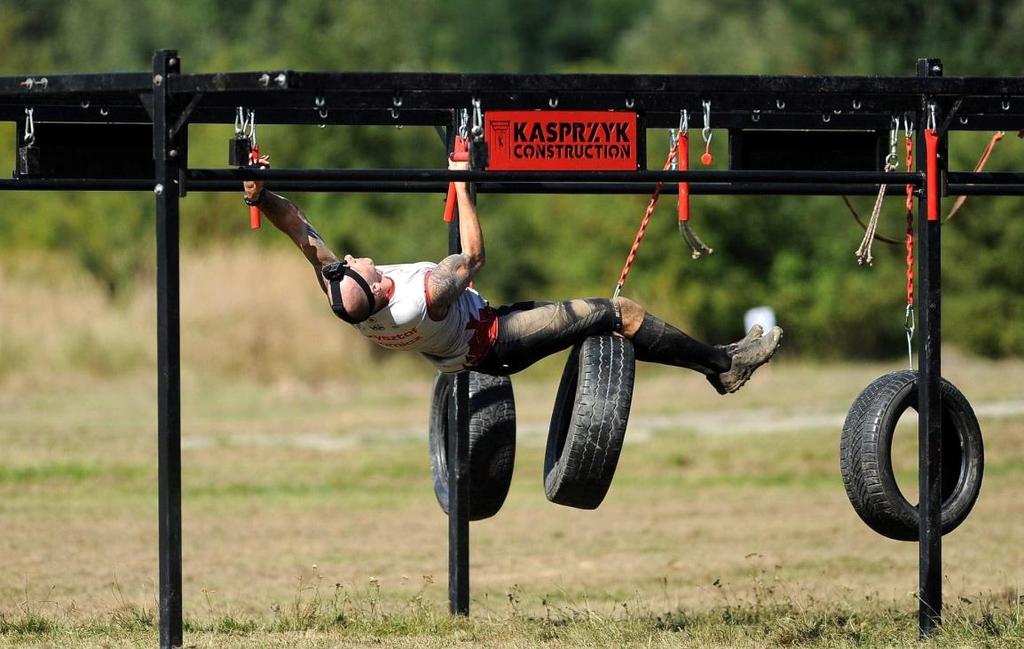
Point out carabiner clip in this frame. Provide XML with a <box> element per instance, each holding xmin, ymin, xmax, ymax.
<box><xmin>700</xmin><ymin>101</ymin><xmax>713</xmax><ymax>165</ymax></box>
<box><xmin>701</xmin><ymin>100</ymin><xmax>712</xmax><ymax>145</ymax></box>
<box><xmin>904</xmin><ymin>304</ymin><xmax>916</xmax><ymax>369</ymax></box>
<box><xmin>471</xmin><ymin>97</ymin><xmax>484</xmax><ymax>139</ymax></box>
<box><xmin>23</xmin><ymin>107</ymin><xmax>35</xmax><ymax>147</ymax></box>
<box><xmin>885</xmin><ymin>116</ymin><xmax>899</xmax><ymax>169</ymax></box>
<box><xmin>246</xmin><ymin>110</ymin><xmax>257</xmax><ymax>147</ymax></box>
<box><xmin>903</xmin><ymin>114</ymin><xmax>915</xmax><ymax>141</ymax></box>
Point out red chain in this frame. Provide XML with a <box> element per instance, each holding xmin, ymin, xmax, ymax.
<box><xmin>616</xmin><ymin>141</ymin><xmax>679</xmax><ymax>292</ymax></box>
<box><xmin>904</xmin><ymin>136</ymin><xmax>914</xmax><ymax>307</ymax></box>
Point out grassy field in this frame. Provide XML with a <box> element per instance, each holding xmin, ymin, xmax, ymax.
<box><xmin>1</xmin><ymin>247</ymin><xmax>1023</xmax><ymax>647</ymax></box>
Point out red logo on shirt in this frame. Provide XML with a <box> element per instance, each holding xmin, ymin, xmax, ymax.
<box><xmin>465</xmin><ymin>307</ymin><xmax>498</xmax><ymax>365</ymax></box>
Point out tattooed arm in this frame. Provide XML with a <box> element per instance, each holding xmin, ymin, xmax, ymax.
<box><xmin>426</xmin><ymin>254</ymin><xmax>476</xmax><ymax>319</ymax></box>
<box><xmin>426</xmin><ymin>165</ymin><xmax>484</xmax><ymax>319</ymax></box>
<box><xmin>244</xmin><ymin>165</ymin><xmax>338</xmax><ymax>294</ymax></box>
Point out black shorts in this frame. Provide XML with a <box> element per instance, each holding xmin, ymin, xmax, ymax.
<box><xmin>471</xmin><ymin>298</ymin><xmax>622</xmax><ymax>376</ymax></box>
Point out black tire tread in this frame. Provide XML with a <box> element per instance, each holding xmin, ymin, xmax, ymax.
<box><xmin>545</xmin><ymin>335</ymin><xmax>635</xmax><ymax>509</ymax></box>
<box><xmin>840</xmin><ymin>370</ymin><xmax>984</xmax><ymax>541</ymax></box>
<box><xmin>429</xmin><ymin>372</ymin><xmax>516</xmax><ymax>521</ymax></box>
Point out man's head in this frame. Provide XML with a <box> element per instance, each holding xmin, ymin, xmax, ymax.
<box><xmin>322</xmin><ymin>255</ymin><xmax>391</xmax><ymax>324</ymax></box>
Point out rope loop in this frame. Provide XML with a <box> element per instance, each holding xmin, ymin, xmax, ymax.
<box><xmin>614</xmin><ymin>139</ymin><xmax>679</xmax><ymax>295</ymax></box>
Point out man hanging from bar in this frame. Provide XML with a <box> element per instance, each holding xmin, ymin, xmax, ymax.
<box><xmin>242</xmin><ymin>155</ymin><xmax>782</xmax><ymax>393</ymax></box>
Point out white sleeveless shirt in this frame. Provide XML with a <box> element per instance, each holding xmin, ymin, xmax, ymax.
<box><xmin>352</xmin><ymin>262</ymin><xmax>497</xmax><ymax>373</ymax></box>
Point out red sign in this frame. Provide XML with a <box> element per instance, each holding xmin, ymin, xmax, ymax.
<box><xmin>485</xmin><ymin>110</ymin><xmax>638</xmax><ymax>171</ymax></box>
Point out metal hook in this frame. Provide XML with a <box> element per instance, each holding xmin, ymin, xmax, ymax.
<box><xmin>234</xmin><ymin>107</ymin><xmax>245</xmax><ymax>134</ymax></box>
<box><xmin>669</xmin><ymin>129</ymin><xmax>679</xmax><ymax>170</ymax></box>
<box><xmin>927</xmin><ymin>102</ymin><xmax>937</xmax><ymax>131</ymax></box>
<box><xmin>314</xmin><ymin>97</ymin><xmax>329</xmax><ymax>125</ymax></box>
<box><xmin>625</xmin><ymin>97</ymin><xmax>635</xmax><ymax>109</ymax></box>
<box><xmin>678</xmin><ymin>109</ymin><xmax>689</xmax><ymax>134</ymax></box>
<box><xmin>458</xmin><ymin>109</ymin><xmax>469</xmax><ymax>139</ymax></box>
<box><xmin>903</xmin><ymin>114</ymin><xmax>914</xmax><ymax>140</ymax></box>
<box><xmin>247</xmin><ymin>110</ymin><xmax>257</xmax><ymax>147</ymax></box>
<box><xmin>904</xmin><ymin>304</ymin><xmax>916</xmax><ymax>369</ymax></box>
<box><xmin>548</xmin><ymin>97</ymin><xmax>558</xmax><ymax>109</ymax></box>
<box><xmin>852</xmin><ymin>99</ymin><xmax>862</xmax><ymax>110</ymax></box>
<box><xmin>471</xmin><ymin>97</ymin><xmax>484</xmax><ymax>138</ymax></box>
<box><xmin>23</xmin><ymin>108</ymin><xmax>35</xmax><ymax>146</ymax></box>
<box><xmin>751</xmin><ymin>109</ymin><xmax>760</xmax><ymax>123</ymax></box>
<box><xmin>701</xmin><ymin>100</ymin><xmax>712</xmax><ymax>144</ymax></box>
<box><xmin>885</xmin><ymin>116</ymin><xmax>899</xmax><ymax>168</ymax></box>
<box><xmin>776</xmin><ymin>99</ymin><xmax>786</xmax><ymax>110</ymax></box>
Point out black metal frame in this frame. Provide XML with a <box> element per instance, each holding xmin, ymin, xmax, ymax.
<box><xmin>3</xmin><ymin>51</ymin><xmax>1022</xmax><ymax>647</ymax></box>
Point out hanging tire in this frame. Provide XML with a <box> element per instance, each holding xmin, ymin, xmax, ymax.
<box><xmin>429</xmin><ymin>371</ymin><xmax>516</xmax><ymax>521</ymax></box>
<box><xmin>544</xmin><ymin>335</ymin><xmax>635</xmax><ymax>509</ymax></box>
<box><xmin>840</xmin><ymin>370</ymin><xmax>984</xmax><ymax>542</ymax></box>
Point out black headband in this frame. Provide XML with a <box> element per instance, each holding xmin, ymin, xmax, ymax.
<box><xmin>322</xmin><ymin>260</ymin><xmax>375</xmax><ymax>324</ymax></box>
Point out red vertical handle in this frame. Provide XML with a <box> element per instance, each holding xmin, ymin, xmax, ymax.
<box><xmin>678</xmin><ymin>131</ymin><xmax>690</xmax><ymax>222</ymax></box>
<box><xmin>925</xmin><ymin>128</ymin><xmax>939</xmax><ymax>221</ymax></box>
<box><xmin>249</xmin><ymin>145</ymin><xmax>262</xmax><ymax>230</ymax></box>
<box><xmin>443</xmin><ymin>136</ymin><xmax>468</xmax><ymax>223</ymax></box>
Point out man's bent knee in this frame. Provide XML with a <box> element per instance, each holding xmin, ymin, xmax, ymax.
<box><xmin>613</xmin><ymin>297</ymin><xmax>646</xmax><ymax>337</ymax></box>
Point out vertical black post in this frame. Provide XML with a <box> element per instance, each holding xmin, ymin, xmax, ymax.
<box><xmin>447</xmin><ymin>366</ymin><xmax>471</xmax><ymax>615</ymax></box>
<box><xmin>446</xmin><ymin>120</ymin><xmax>471</xmax><ymax>616</ymax></box>
<box><xmin>154</xmin><ymin>49</ymin><xmax>184</xmax><ymax>649</ymax></box>
<box><xmin>916</xmin><ymin>57</ymin><xmax>943</xmax><ymax>638</ymax></box>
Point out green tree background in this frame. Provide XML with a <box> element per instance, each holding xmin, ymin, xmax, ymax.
<box><xmin>2</xmin><ymin>0</ymin><xmax>1023</xmax><ymax>357</ymax></box>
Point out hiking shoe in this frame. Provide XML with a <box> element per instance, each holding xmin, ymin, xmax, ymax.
<box><xmin>708</xmin><ymin>325</ymin><xmax>783</xmax><ymax>395</ymax></box>
<box><xmin>706</xmin><ymin>324</ymin><xmax>762</xmax><ymax>393</ymax></box>
<box><xmin>723</xmin><ymin>324</ymin><xmax>763</xmax><ymax>356</ymax></box>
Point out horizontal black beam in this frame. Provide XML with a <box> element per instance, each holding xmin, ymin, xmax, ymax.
<box><xmin>946</xmin><ymin>184</ymin><xmax>1024</xmax><ymax>196</ymax></box>
<box><xmin>0</xmin><ymin>177</ymin><xmax>919</xmax><ymax>196</ymax></box>
<box><xmin>187</xmin><ymin>180</ymin><xmax>905</xmax><ymax>196</ymax></box>
<box><xmin>0</xmin><ymin>107</ymin><xmax>1021</xmax><ymax>133</ymax></box>
<box><xmin>0</xmin><ymin>72</ymin><xmax>152</xmax><ymax>95</ymax></box>
<box><xmin>188</xmin><ymin>168</ymin><xmax>923</xmax><ymax>185</ymax></box>
<box><xmin>9</xmin><ymin>172</ymin><xmax>1024</xmax><ymax>197</ymax></box>
<box><xmin>244</xmin><ymin>71</ymin><xmax>1024</xmax><ymax>97</ymax></box>
<box><xmin>946</xmin><ymin>171</ymin><xmax>1024</xmax><ymax>196</ymax></box>
<box><xmin>1</xmin><ymin>71</ymin><xmax>1024</xmax><ymax>121</ymax></box>
<box><xmin>0</xmin><ymin>179</ymin><xmax>156</xmax><ymax>191</ymax></box>
<box><xmin>948</xmin><ymin>171</ymin><xmax>1024</xmax><ymax>184</ymax></box>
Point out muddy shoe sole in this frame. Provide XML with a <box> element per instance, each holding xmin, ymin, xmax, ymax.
<box><xmin>709</xmin><ymin>326</ymin><xmax>783</xmax><ymax>395</ymax></box>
